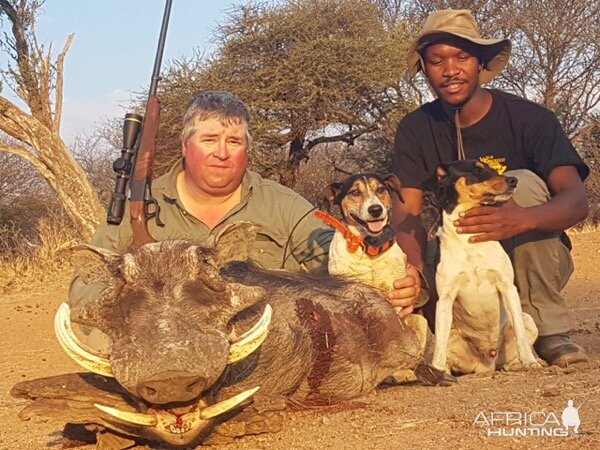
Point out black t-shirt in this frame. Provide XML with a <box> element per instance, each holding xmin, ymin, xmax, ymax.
<box><xmin>393</xmin><ymin>89</ymin><xmax>589</xmax><ymax>189</ymax></box>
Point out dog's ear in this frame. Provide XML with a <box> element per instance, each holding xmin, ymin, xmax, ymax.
<box><xmin>436</xmin><ymin>164</ymin><xmax>448</xmax><ymax>182</ymax></box>
<box><xmin>383</xmin><ymin>174</ymin><xmax>404</xmax><ymax>203</ymax></box>
<box><xmin>422</xmin><ymin>164</ymin><xmax>447</xmax><ymax>193</ymax></box>
<box><xmin>421</xmin><ymin>168</ymin><xmax>443</xmax><ymax>241</ymax></box>
<box><xmin>323</xmin><ymin>182</ymin><xmax>343</xmax><ymax>211</ymax></box>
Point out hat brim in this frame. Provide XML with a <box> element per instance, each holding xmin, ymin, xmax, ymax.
<box><xmin>407</xmin><ymin>32</ymin><xmax>511</xmax><ymax>85</ymax></box>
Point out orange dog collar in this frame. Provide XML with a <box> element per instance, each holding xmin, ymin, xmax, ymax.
<box><xmin>315</xmin><ymin>210</ymin><xmax>395</xmax><ymax>257</ymax></box>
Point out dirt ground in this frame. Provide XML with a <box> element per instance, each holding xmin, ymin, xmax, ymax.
<box><xmin>1</xmin><ymin>231</ymin><xmax>599</xmax><ymax>450</ymax></box>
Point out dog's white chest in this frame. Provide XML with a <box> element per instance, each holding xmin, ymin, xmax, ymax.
<box><xmin>438</xmin><ymin>239</ymin><xmax>515</xmax><ymax>284</ymax></box>
<box><xmin>437</xmin><ymin>228</ymin><xmax>516</xmax><ymax>330</ymax></box>
<box><xmin>328</xmin><ymin>230</ymin><xmax>406</xmax><ymax>291</ymax></box>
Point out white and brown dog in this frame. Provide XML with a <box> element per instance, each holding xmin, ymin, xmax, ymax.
<box><xmin>321</xmin><ymin>174</ymin><xmax>429</xmax><ymax>371</ymax></box>
<box><xmin>322</xmin><ymin>173</ymin><xmax>408</xmax><ymax>294</ymax></box>
<box><xmin>421</xmin><ymin>160</ymin><xmax>541</xmax><ymax>380</ymax></box>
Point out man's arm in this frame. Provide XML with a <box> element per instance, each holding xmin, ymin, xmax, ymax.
<box><xmin>455</xmin><ymin>166</ymin><xmax>588</xmax><ymax>242</ymax></box>
<box><xmin>390</xmin><ymin>188</ymin><xmax>430</xmax><ymax>314</ymax></box>
<box><xmin>392</xmin><ymin>189</ymin><xmax>426</xmax><ymax>271</ymax></box>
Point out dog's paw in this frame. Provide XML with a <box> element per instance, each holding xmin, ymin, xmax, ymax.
<box><xmin>415</xmin><ymin>363</ymin><xmax>457</xmax><ymax>386</ymax></box>
<box><xmin>502</xmin><ymin>359</ymin><xmax>544</xmax><ymax>372</ymax></box>
<box><xmin>522</xmin><ymin>360</ymin><xmax>544</xmax><ymax>370</ymax></box>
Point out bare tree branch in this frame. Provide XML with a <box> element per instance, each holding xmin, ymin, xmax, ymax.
<box><xmin>0</xmin><ymin>141</ymin><xmax>54</xmax><ymax>181</ymax></box>
<box><xmin>53</xmin><ymin>33</ymin><xmax>74</xmax><ymax>135</ymax></box>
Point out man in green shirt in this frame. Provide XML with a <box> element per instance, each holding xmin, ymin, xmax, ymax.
<box><xmin>70</xmin><ymin>91</ymin><xmax>422</xmax><ymax>347</ymax></box>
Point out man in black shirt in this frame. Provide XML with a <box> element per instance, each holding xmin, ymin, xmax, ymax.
<box><xmin>393</xmin><ymin>10</ymin><xmax>590</xmax><ymax>367</ymax></box>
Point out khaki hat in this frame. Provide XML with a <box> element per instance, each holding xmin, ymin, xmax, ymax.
<box><xmin>407</xmin><ymin>10</ymin><xmax>511</xmax><ymax>85</ymax></box>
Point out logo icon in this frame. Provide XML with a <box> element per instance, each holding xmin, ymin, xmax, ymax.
<box><xmin>473</xmin><ymin>399</ymin><xmax>587</xmax><ymax>437</ymax></box>
<box><xmin>479</xmin><ymin>155</ymin><xmax>507</xmax><ymax>174</ymax></box>
<box><xmin>561</xmin><ymin>399</ymin><xmax>583</xmax><ymax>434</ymax></box>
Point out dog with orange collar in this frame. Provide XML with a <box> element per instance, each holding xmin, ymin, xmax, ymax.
<box><xmin>322</xmin><ymin>174</ymin><xmax>408</xmax><ymax>296</ymax></box>
<box><xmin>320</xmin><ymin>174</ymin><xmax>430</xmax><ymax>378</ymax></box>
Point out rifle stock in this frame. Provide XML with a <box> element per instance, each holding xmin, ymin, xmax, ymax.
<box><xmin>126</xmin><ymin>0</ymin><xmax>172</xmax><ymax>248</ymax></box>
<box><xmin>129</xmin><ymin>95</ymin><xmax>161</xmax><ymax>247</ymax></box>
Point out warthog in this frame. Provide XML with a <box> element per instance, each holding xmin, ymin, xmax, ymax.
<box><xmin>12</xmin><ymin>223</ymin><xmax>421</xmax><ymax>448</ymax></box>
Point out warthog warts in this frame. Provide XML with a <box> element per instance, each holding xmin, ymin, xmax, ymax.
<box><xmin>12</xmin><ymin>223</ymin><xmax>421</xmax><ymax>448</ymax></box>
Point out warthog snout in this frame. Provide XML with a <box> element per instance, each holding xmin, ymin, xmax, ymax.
<box><xmin>137</xmin><ymin>371</ymin><xmax>207</xmax><ymax>404</ymax></box>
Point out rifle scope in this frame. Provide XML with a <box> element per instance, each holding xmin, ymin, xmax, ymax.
<box><xmin>106</xmin><ymin>113</ymin><xmax>143</xmax><ymax>225</ymax></box>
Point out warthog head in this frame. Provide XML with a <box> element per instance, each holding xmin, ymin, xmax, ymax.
<box><xmin>54</xmin><ymin>223</ymin><xmax>272</xmax><ymax>444</ymax></box>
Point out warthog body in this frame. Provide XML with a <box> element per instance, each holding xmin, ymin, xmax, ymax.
<box><xmin>12</xmin><ymin>224</ymin><xmax>420</xmax><ymax>447</ymax></box>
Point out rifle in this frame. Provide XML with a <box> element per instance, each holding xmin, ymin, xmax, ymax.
<box><xmin>106</xmin><ymin>0</ymin><xmax>173</xmax><ymax>248</ymax></box>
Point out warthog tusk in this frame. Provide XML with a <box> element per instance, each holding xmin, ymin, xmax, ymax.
<box><xmin>54</xmin><ymin>302</ymin><xmax>114</xmax><ymax>377</ymax></box>
<box><xmin>93</xmin><ymin>386</ymin><xmax>260</xmax><ymax>433</ymax></box>
<box><xmin>228</xmin><ymin>304</ymin><xmax>272</xmax><ymax>364</ymax></box>
<box><xmin>94</xmin><ymin>403</ymin><xmax>158</xmax><ymax>426</ymax></box>
<box><xmin>55</xmin><ymin>298</ymin><xmax>266</xmax><ymax>379</ymax></box>
<box><xmin>200</xmin><ymin>386</ymin><xmax>260</xmax><ymax>419</ymax></box>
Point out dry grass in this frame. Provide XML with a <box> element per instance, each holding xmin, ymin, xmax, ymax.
<box><xmin>569</xmin><ymin>204</ymin><xmax>600</xmax><ymax>234</ymax></box>
<box><xmin>0</xmin><ymin>198</ymin><xmax>597</xmax><ymax>295</ymax></box>
<box><xmin>0</xmin><ymin>214</ymin><xmax>80</xmax><ymax>294</ymax></box>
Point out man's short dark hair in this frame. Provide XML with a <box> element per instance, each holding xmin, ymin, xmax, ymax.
<box><xmin>181</xmin><ymin>91</ymin><xmax>252</xmax><ymax>143</ymax></box>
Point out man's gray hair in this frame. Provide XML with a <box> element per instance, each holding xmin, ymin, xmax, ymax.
<box><xmin>181</xmin><ymin>91</ymin><xmax>252</xmax><ymax>144</ymax></box>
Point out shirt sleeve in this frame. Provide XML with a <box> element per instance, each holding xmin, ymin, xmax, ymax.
<box><xmin>526</xmin><ymin>109</ymin><xmax>590</xmax><ymax>182</ymax></box>
<box><xmin>393</xmin><ymin>118</ymin><xmax>430</xmax><ymax>190</ymax></box>
<box><xmin>287</xmin><ymin>197</ymin><xmax>333</xmax><ymax>272</ymax></box>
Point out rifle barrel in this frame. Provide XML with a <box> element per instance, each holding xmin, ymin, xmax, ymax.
<box><xmin>149</xmin><ymin>0</ymin><xmax>173</xmax><ymax>96</ymax></box>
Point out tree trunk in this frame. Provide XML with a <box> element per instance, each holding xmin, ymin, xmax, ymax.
<box><xmin>0</xmin><ymin>97</ymin><xmax>103</xmax><ymax>240</ymax></box>
<box><xmin>280</xmin><ymin>136</ymin><xmax>306</xmax><ymax>187</ymax></box>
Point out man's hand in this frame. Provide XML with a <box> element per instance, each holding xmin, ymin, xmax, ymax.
<box><xmin>454</xmin><ymin>199</ymin><xmax>532</xmax><ymax>243</ymax></box>
<box><xmin>388</xmin><ymin>264</ymin><xmax>421</xmax><ymax>317</ymax></box>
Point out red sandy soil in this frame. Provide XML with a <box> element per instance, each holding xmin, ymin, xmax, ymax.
<box><xmin>1</xmin><ymin>231</ymin><xmax>599</xmax><ymax>449</ymax></box>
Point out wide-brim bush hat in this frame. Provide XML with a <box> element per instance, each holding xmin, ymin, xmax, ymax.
<box><xmin>407</xmin><ymin>9</ymin><xmax>511</xmax><ymax>85</ymax></box>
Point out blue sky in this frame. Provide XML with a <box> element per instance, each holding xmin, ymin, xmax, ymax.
<box><xmin>3</xmin><ymin>1</ymin><xmax>245</xmax><ymax>143</ymax></box>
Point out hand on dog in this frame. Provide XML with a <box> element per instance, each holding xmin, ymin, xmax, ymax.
<box><xmin>388</xmin><ymin>265</ymin><xmax>420</xmax><ymax>317</ymax></box>
<box><xmin>454</xmin><ymin>199</ymin><xmax>531</xmax><ymax>242</ymax></box>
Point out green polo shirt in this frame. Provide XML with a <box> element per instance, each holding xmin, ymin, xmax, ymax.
<box><xmin>70</xmin><ymin>159</ymin><xmax>333</xmax><ymax>307</ymax></box>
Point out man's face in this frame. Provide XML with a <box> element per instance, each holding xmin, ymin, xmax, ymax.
<box><xmin>182</xmin><ymin>117</ymin><xmax>249</xmax><ymax>197</ymax></box>
<box><xmin>422</xmin><ymin>41</ymin><xmax>481</xmax><ymax>106</ymax></box>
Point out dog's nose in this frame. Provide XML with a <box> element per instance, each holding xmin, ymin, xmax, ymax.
<box><xmin>367</xmin><ymin>204</ymin><xmax>384</xmax><ymax>218</ymax></box>
<box><xmin>506</xmin><ymin>176</ymin><xmax>518</xmax><ymax>187</ymax></box>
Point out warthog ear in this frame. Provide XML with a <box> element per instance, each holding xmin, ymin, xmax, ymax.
<box><xmin>211</xmin><ymin>222</ymin><xmax>260</xmax><ymax>267</ymax></box>
<box><xmin>227</xmin><ymin>282</ymin><xmax>266</xmax><ymax>311</ymax></box>
<box><xmin>69</xmin><ymin>244</ymin><xmax>123</xmax><ymax>284</ymax></box>
<box><xmin>185</xmin><ymin>245</ymin><xmax>227</xmax><ymax>292</ymax></box>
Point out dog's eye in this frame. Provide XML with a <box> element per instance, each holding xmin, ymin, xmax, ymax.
<box><xmin>348</xmin><ymin>189</ymin><xmax>361</xmax><ymax>196</ymax></box>
<box><xmin>376</xmin><ymin>186</ymin><xmax>387</xmax><ymax>194</ymax></box>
